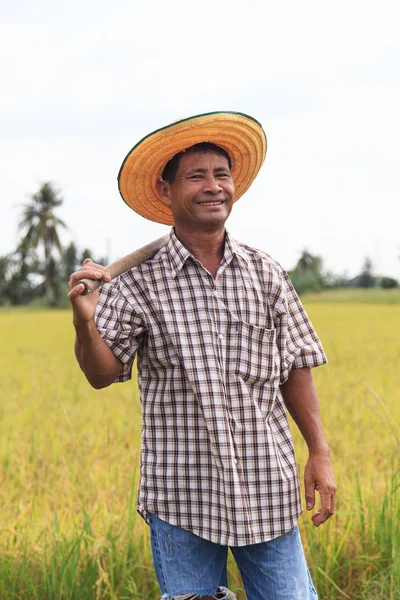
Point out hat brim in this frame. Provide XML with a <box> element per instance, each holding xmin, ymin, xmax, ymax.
<box><xmin>118</xmin><ymin>111</ymin><xmax>267</xmax><ymax>225</ymax></box>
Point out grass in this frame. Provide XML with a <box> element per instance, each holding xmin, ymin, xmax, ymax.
<box><xmin>0</xmin><ymin>302</ymin><xmax>399</xmax><ymax>599</ymax></box>
<box><xmin>300</xmin><ymin>287</ymin><xmax>400</xmax><ymax>304</ymax></box>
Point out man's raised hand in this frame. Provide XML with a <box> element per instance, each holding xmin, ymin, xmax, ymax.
<box><xmin>68</xmin><ymin>259</ymin><xmax>111</xmax><ymax>323</ymax></box>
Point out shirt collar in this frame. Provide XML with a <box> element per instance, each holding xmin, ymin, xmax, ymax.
<box><xmin>166</xmin><ymin>229</ymin><xmax>192</xmax><ymax>278</ymax></box>
<box><xmin>166</xmin><ymin>227</ymin><xmax>250</xmax><ymax>278</ymax></box>
<box><xmin>224</xmin><ymin>230</ymin><xmax>250</xmax><ymax>268</ymax></box>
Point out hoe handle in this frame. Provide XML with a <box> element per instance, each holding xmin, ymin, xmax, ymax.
<box><xmin>78</xmin><ymin>234</ymin><xmax>169</xmax><ymax>295</ymax></box>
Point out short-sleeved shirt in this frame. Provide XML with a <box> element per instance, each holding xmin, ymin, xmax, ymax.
<box><xmin>95</xmin><ymin>229</ymin><xmax>327</xmax><ymax>546</ymax></box>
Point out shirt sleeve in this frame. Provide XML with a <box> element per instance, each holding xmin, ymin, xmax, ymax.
<box><xmin>274</xmin><ymin>269</ymin><xmax>327</xmax><ymax>385</ymax></box>
<box><xmin>94</xmin><ymin>277</ymin><xmax>146</xmax><ymax>382</ymax></box>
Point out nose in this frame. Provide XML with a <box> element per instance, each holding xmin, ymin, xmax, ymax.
<box><xmin>203</xmin><ymin>175</ymin><xmax>222</xmax><ymax>194</ymax></box>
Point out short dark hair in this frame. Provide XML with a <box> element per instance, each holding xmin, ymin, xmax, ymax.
<box><xmin>161</xmin><ymin>142</ymin><xmax>232</xmax><ymax>183</ymax></box>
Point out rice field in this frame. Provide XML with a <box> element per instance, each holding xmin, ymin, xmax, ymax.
<box><xmin>0</xmin><ymin>301</ymin><xmax>399</xmax><ymax>599</ymax></box>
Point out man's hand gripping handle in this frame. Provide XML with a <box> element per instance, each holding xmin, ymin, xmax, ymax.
<box><xmin>77</xmin><ymin>235</ymin><xmax>169</xmax><ymax>295</ymax></box>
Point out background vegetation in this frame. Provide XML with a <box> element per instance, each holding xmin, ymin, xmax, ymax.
<box><xmin>1</xmin><ymin>183</ymin><xmax>106</xmax><ymax>308</ymax></box>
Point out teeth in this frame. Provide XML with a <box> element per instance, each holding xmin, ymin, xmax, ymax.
<box><xmin>200</xmin><ymin>202</ymin><xmax>222</xmax><ymax>206</ymax></box>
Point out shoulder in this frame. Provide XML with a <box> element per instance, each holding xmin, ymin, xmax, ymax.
<box><xmin>233</xmin><ymin>238</ymin><xmax>287</xmax><ymax>279</ymax></box>
<box><xmin>121</xmin><ymin>244</ymin><xmax>169</xmax><ymax>282</ymax></box>
<box><xmin>115</xmin><ymin>244</ymin><xmax>170</xmax><ymax>300</ymax></box>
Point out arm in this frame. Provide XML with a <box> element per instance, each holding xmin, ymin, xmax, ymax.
<box><xmin>68</xmin><ymin>259</ymin><xmax>123</xmax><ymax>389</ymax></box>
<box><xmin>280</xmin><ymin>367</ymin><xmax>336</xmax><ymax>527</ymax></box>
<box><xmin>73</xmin><ymin>318</ymin><xmax>123</xmax><ymax>389</ymax></box>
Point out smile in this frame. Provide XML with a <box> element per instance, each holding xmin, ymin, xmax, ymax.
<box><xmin>198</xmin><ymin>201</ymin><xmax>224</xmax><ymax>206</ymax></box>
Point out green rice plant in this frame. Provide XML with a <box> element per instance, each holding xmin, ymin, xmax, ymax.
<box><xmin>303</xmin><ymin>465</ymin><xmax>400</xmax><ymax>600</ymax></box>
<box><xmin>360</xmin><ymin>463</ymin><xmax>400</xmax><ymax>599</ymax></box>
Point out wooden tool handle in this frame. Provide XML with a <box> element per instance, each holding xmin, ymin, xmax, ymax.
<box><xmin>78</xmin><ymin>234</ymin><xmax>169</xmax><ymax>295</ymax></box>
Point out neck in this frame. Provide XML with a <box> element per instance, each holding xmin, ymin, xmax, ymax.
<box><xmin>174</xmin><ymin>226</ymin><xmax>226</xmax><ymax>277</ymax></box>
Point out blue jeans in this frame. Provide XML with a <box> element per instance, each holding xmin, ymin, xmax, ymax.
<box><xmin>148</xmin><ymin>512</ymin><xmax>318</xmax><ymax>599</ymax></box>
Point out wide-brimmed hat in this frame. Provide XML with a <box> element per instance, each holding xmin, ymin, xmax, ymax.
<box><xmin>118</xmin><ymin>111</ymin><xmax>267</xmax><ymax>225</ymax></box>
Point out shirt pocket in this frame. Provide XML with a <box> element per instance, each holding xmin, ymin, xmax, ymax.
<box><xmin>232</xmin><ymin>321</ymin><xmax>279</xmax><ymax>384</ymax></box>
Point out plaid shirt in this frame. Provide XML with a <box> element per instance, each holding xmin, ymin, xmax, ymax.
<box><xmin>95</xmin><ymin>229</ymin><xmax>327</xmax><ymax>546</ymax></box>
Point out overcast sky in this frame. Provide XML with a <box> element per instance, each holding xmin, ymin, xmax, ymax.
<box><xmin>2</xmin><ymin>0</ymin><xmax>399</xmax><ymax>278</ymax></box>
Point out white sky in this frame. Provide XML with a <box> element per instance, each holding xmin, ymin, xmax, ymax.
<box><xmin>1</xmin><ymin>0</ymin><xmax>400</xmax><ymax>278</ymax></box>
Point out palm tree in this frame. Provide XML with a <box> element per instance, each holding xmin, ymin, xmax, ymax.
<box><xmin>0</xmin><ymin>255</ymin><xmax>11</xmax><ymax>305</ymax></box>
<box><xmin>19</xmin><ymin>182</ymin><xmax>67</xmax><ymax>305</ymax></box>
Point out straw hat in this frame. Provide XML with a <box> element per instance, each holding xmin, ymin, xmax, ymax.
<box><xmin>118</xmin><ymin>111</ymin><xmax>267</xmax><ymax>225</ymax></box>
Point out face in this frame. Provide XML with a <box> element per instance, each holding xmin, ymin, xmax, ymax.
<box><xmin>158</xmin><ymin>151</ymin><xmax>235</xmax><ymax>233</ymax></box>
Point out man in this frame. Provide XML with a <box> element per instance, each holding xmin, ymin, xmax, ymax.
<box><xmin>68</xmin><ymin>112</ymin><xmax>336</xmax><ymax>600</ymax></box>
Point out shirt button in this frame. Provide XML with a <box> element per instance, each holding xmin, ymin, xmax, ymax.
<box><xmin>234</xmin><ymin>458</ymin><xmax>240</xmax><ymax>465</ymax></box>
<box><xmin>218</xmin><ymin>333</ymin><xmax>224</xmax><ymax>340</ymax></box>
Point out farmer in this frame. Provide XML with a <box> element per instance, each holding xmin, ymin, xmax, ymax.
<box><xmin>68</xmin><ymin>112</ymin><xmax>336</xmax><ymax>600</ymax></box>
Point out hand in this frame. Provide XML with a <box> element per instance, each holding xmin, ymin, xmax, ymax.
<box><xmin>304</xmin><ymin>451</ymin><xmax>336</xmax><ymax>527</ymax></box>
<box><xmin>68</xmin><ymin>259</ymin><xmax>111</xmax><ymax>323</ymax></box>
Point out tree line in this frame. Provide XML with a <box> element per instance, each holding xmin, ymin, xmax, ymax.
<box><xmin>1</xmin><ymin>182</ymin><xmax>398</xmax><ymax>307</ymax></box>
<box><xmin>1</xmin><ymin>183</ymin><xmax>106</xmax><ymax>307</ymax></box>
<box><xmin>288</xmin><ymin>252</ymin><xmax>398</xmax><ymax>295</ymax></box>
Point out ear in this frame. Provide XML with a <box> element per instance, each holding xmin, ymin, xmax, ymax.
<box><xmin>157</xmin><ymin>179</ymin><xmax>172</xmax><ymax>208</ymax></box>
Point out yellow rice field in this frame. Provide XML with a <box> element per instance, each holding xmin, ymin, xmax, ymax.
<box><xmin>0</xmin><ymin>304</ymin><xmax>399</xmax><ymax>599</ymax></box>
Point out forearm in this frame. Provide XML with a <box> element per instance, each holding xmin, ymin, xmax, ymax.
<box><xmin>280</xmin><ymin>367</ymin><xmax>329</xmax><ymax>454</ymax></box>
<box><xmin>281</xmin><ymin>367</ymin><xmax>336</xmax><ymax>524</ymax></box>
<box><xmin>74</xmin><ymin>318</ymin><xmax>123</xmax><ymax>389</ymax></box>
